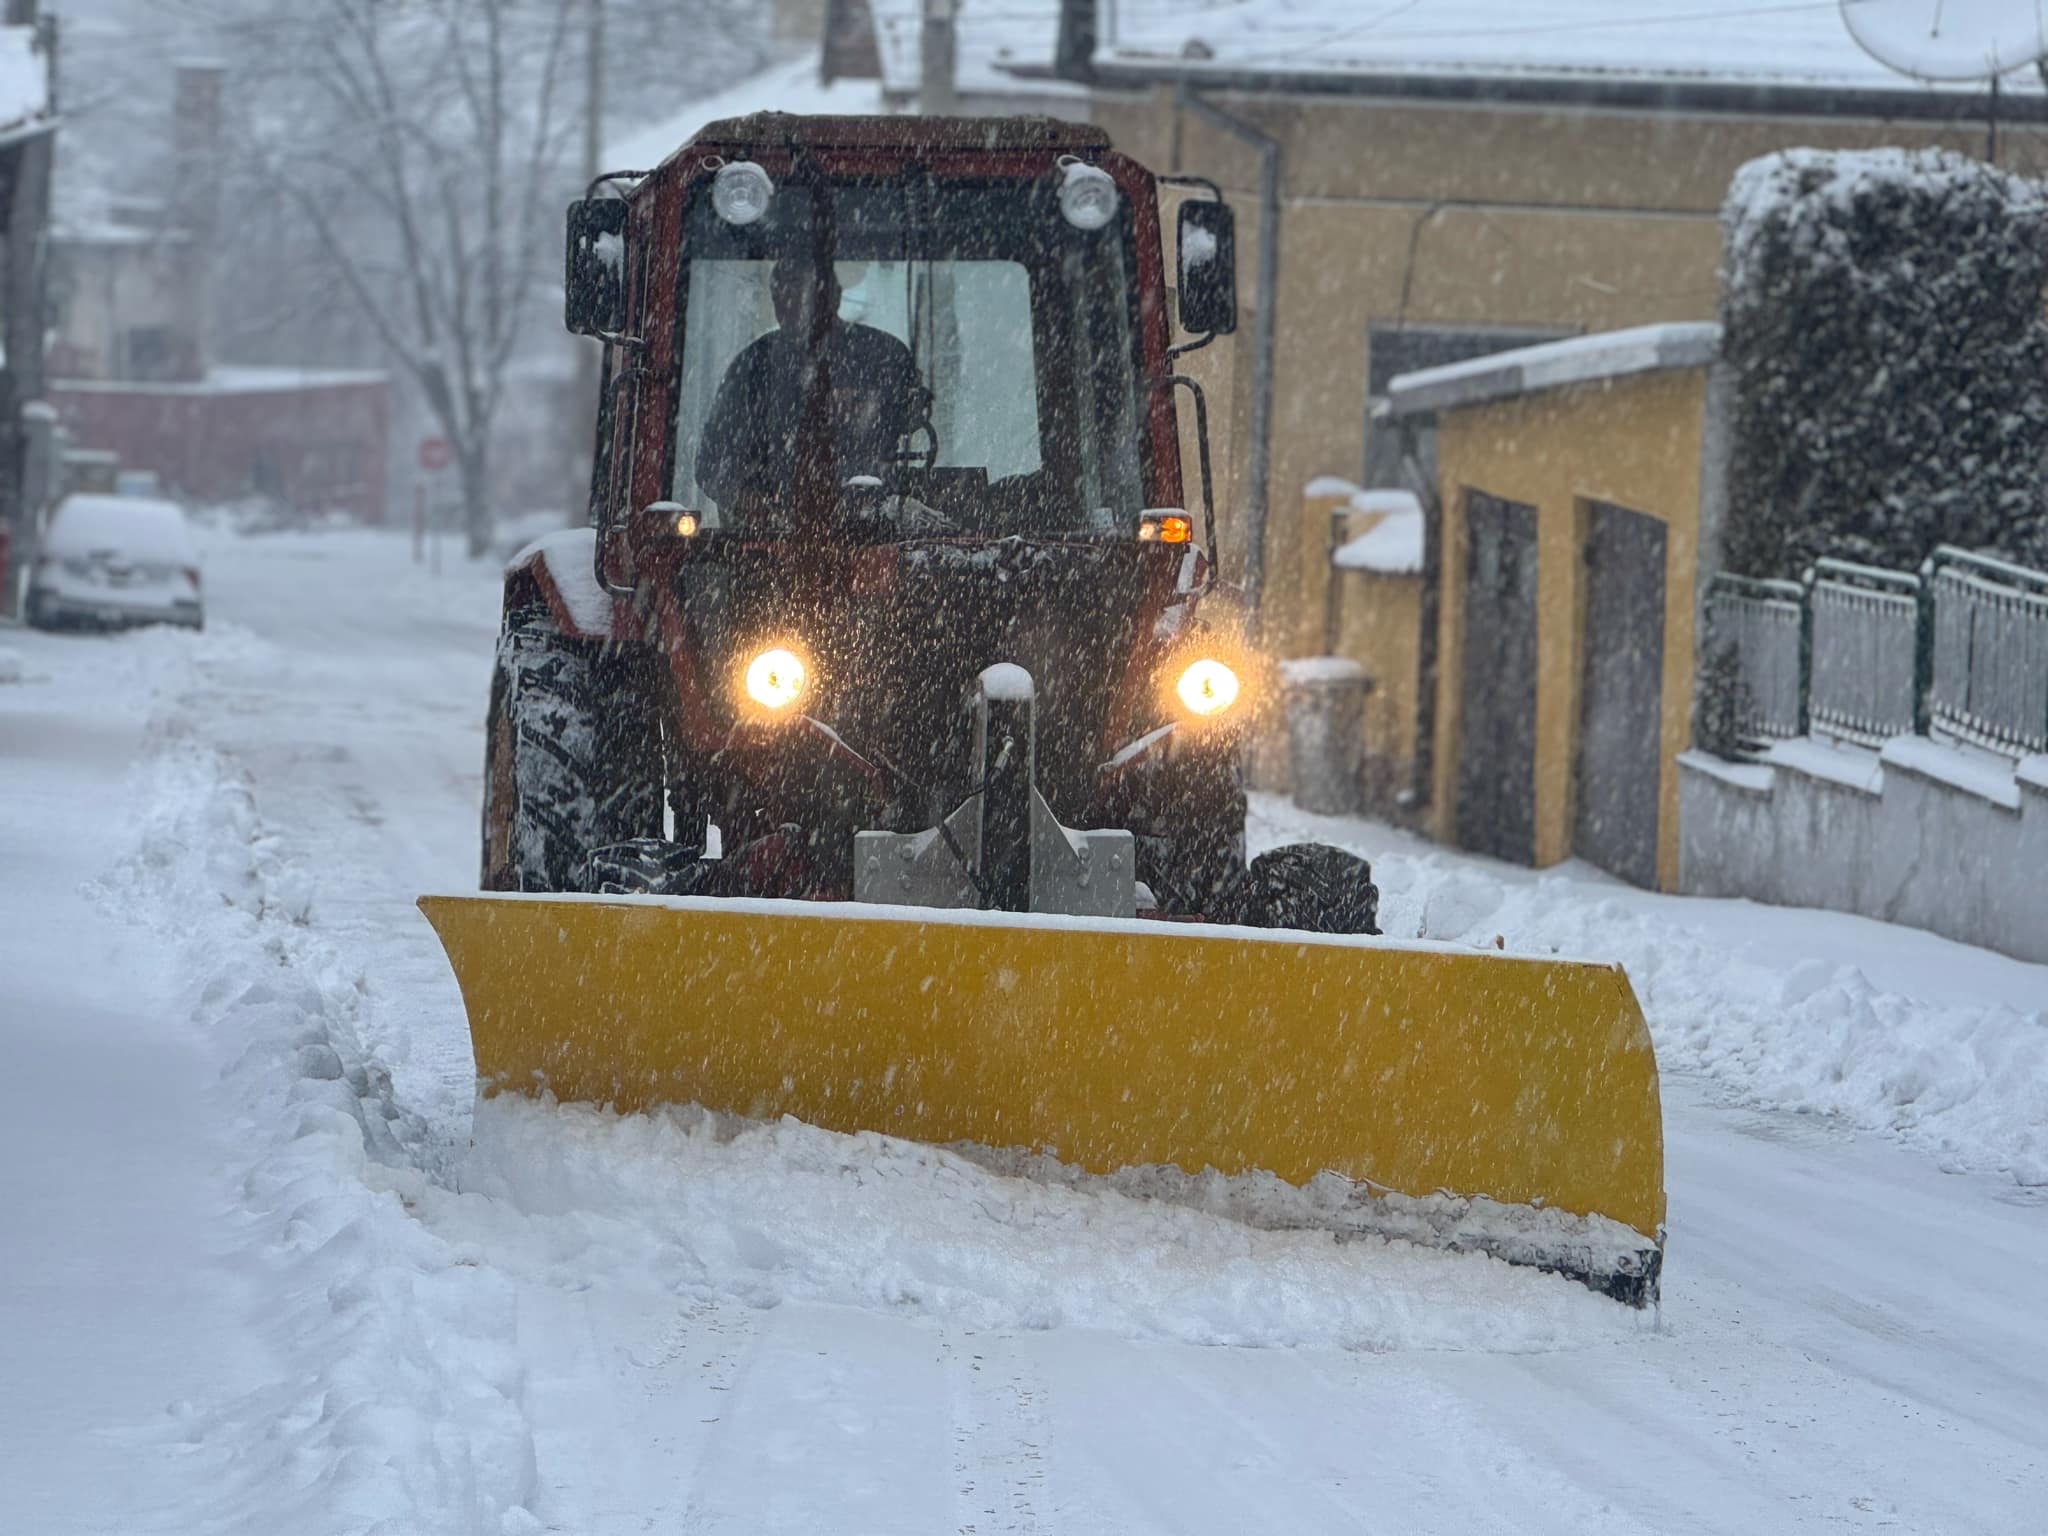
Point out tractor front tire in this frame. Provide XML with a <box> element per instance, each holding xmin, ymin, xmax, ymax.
<box><xmin>1219</xmin><ymin>843</ymin><xmax>1381</xmax><ymax>935</ymax></box>
<box><xmin>1109</xmin><ymin>740</ymin><xmax>1248</xmax><ymax>916</ymax></box>
<box><xmin>481</xmin><ymin>609</ymin><xmax>662</xmax><ymax>892</ymax></box>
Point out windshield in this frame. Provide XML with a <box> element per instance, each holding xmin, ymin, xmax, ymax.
<box><xmin>671</xmin><ymin>178</ymin><xmax>1146</xmax><ymax>537</ymax></box>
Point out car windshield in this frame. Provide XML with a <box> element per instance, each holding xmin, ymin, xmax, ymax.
<box><xmin>671</xmin><ymin>178</ymin><xmax>1146</xmax><ymax>536</ymax></box>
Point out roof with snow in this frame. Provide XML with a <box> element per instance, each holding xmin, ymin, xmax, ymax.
<box><xmin>1385</xmin><ymin>322</ymin><xmax>1720</xmax><ymax>417</ymax></box>
<box><xmin>1092</xmin><ymin>2</ymin><xmax>2047</xmax><ymax>111</ymax></box>
<box><xmin>605</xmin><ymin>54</ymin><xmax>886</xmax><ymax>173</ymax></box>
<box><xmin>603</xmin><ymin>3</ymin><xmax>1078</xmax><ymax>175</ymax></box>
<box><xmin>54</xmin><ymin>366</ymin><xmax>389</xmax><ymax>397</ymax></box>
<box><xmin>0</xmin><ymin>24</ymin><xmax>54</xmax><ymax>146</ymax></box>
<box><xmin>1334</xmin><ymin>502</ymin><xmax>1424</xmax><ymax>576</ymax></box>
<box><xmin>866</xmin><ymin>0</ymin><xmax>1068</xmax><ymax>98</ymax></box>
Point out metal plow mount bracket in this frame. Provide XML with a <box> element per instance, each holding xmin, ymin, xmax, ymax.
<box><xmin>853</xmin><ymin>665</ymin><xmax>1135</xmax><ymax>917</ymax></box>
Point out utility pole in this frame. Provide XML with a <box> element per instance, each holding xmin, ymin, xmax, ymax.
<box><xmin>570</xmin><ymin>0</ymin><xmax>605</xmax><ymax>525</ymax></box>
<box><xmin>921</xmin><ymin>0</ymin><xmax>957</xmax><ymax>115</ymax></box>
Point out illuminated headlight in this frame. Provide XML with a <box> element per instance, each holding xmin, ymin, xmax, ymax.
<box><xmin>712</xmin><ymin>161</ymin><xmax>774</xmax><ymax>226</ymax></box>
<box><xmin>1175</xmin><ymin>658</ymin><xmax>1240</xmax><ymax>718</ymax></box>
<box><xmin>1058</xmin><ymin>161</ymin><xmax>1119</xmax><ymax>231</ymax></box>
<box><xmin>744</xmin><ymin>647</ymin><xmax>809</xmax><ymax>711</ymax></box>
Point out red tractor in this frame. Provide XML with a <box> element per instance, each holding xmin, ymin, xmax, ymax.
<box><xmin>484</xmin><ymin>113</ymin><xmax>1377</xmax><ymax>933</ymax></box>
<box><xmin>426</xmin><ymin>114</ymin><xmax>1665</xmax><ymax>1304</ymax></box>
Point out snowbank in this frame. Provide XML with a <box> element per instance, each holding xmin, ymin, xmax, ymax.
<box><xmin>100</xmin><ymin>712</ymin><xmax>544</xmax><ymax>1533</ymax></box>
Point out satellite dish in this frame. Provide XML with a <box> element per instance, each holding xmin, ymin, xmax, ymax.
<box><xmin>1841</xmin><ymin>1</ymin><xmax>2048</xmax><ymax>82</ymax></box>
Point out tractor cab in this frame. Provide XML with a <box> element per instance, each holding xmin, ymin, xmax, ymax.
<box><xmin>549</xmin><ymin>115</ymin><xmax>1247</xmax><ymax>866</ymax></box>
<box><xmin>566</xmin><ymin>114</ymin><xmax>1236</xmax><ymax>567</ymax></box>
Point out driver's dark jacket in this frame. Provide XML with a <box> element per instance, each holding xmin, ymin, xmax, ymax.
<box><xmin>695</xmin><ymin>322</ymin><xmax>922</xmax><ymax>511</ymax></box>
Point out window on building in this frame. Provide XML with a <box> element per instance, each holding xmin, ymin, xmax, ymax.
<box><xmin>121</xmin><ymin>326</ymin><xmax>183</xmax><ymax>383</ymax></box>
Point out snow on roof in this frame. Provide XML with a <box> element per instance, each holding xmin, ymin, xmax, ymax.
<box><xmin>1386</xmin><ymin>322</ymin><xmax>1719</xmax><ymax>416</ymax></box>
<box><xmin>604</xmin><ymin>54</ymin><xmax>887</xmax><ymax>172</ymax></box>
<box><xmin>865</xmin><ymin>0</ymin><xmax>1070</xmax><ymax>98</ymax></box>
<box><xmin>55</xmin><ymin>366</ymin><xmax>389</xmax><ymax>396</ymax></box>
<box><xmin>54</xmin><ymin>220</ymin><xmax>185</xmax><ymax>249</ymax></box>
<box><xmin>47</xmin><ymin>494</ymin><xmax>198</xmax><ymax>563</ymax></box>
<box><xmin>0</xmin><ymin>25</ymin><xmax>53</xmax><ymax>143</ymax></box>
<box><xmin>1332</xmin><ymin>491</ymin><xmax>1425</xmax><ymax>575</ymax></box>
<box><xmin>1097</xmin><ymin>1</ymin><xmax>2045</xmax><ymax>99</ymax></box>
<box><xmin>605</xmin><ymin>8</ymin><xmax>1073</xmax><ymax>170</ymax></box>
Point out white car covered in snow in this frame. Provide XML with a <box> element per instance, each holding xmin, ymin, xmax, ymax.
<box><xmin>27</xmin><ymin>493</ymin><xmax>204</xmax><ymax>632</ymax></box>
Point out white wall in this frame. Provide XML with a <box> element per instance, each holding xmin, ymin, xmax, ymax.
<box><xmin>1679</xmin><ymin>743</ymin><xmax>2048</xmax><ymax>964</ymax></box>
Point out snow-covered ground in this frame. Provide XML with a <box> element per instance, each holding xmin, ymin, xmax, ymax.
<box><xmin>3</xmin><ymin>528</ymin><xmax>2045</xmax><ymax>1533</ymax></box>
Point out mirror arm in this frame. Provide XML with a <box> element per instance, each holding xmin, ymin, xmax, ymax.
<box><xmin>1155</xmin><ymin>372</ymin><xmax>1219</xmax><ymax>593</ymax></box>
<box><xmin>585</xmin><ymin>169</ymin><xmax>651</xmax><ymax>200</ymax></box>
<box><xmin>593</xmin><ymin>364</ymin><xmax>653</xmax><ymax>599</ymax></box>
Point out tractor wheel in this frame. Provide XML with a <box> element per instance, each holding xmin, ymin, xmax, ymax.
<box><xmin>481</xmin><ymin>608</ymin><xmax>663</xmax><ymax>892</ymax></box>
<box><xmin>1218</xmin><ymin>843</ymin><xmax>1381</xmax><ymax>935</ymax></box>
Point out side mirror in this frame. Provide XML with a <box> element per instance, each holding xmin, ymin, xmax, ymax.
<box><xmin>565</xmin><ymin>199</ymin><xmax>629</xmax><ymax>337</ymax></box>
<box><xmin>1176</xmin><ymin>199</ymin><xmax>1236</xmax><ymax>339</ymax></box>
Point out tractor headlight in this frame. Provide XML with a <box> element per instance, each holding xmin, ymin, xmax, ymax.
<box><xmin>1058</xmin><ymin>160</ymin><xmax>1119</xmax><ymax>231</ymax></box>
<box><xmin>744</xmin><ymin>646</ymin><xmax>809</xmax><ymax>711</ymax></box>
<box><xmin>712</xmin><ymin>161</ymin><xmax>774</xmax><ymax>226</ymax></box>
<box><xmin>1175</xmin><ymin>658</ymin><xmax>1240</xmax><ymax>718</ymax></box>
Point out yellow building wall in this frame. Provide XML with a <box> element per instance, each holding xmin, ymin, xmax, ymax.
<box><xmin>1299</xmin><ymin>485</ymin><xmax>1425</xmax><ymax>808</ymax></box>
<box><xmin>1334</xmin><ymin>566</ymin><xmax>1422</xmax><ymax>807</ymax></box>
<box><xmin>1087</xmin><ymin>88</ymin><xmax>2043</xmax><ymax>659</ymax></box>
<box><xmin>1427</xmin><ymin>367</ymin><xmax>1706</xmax><ymax>891</ymax></box>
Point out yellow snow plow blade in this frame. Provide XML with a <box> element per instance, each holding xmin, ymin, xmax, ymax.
<box><xmin>420</xmin><ymin>893</ymin><xmax>1665</xmax><ymax>1299</ymax></box>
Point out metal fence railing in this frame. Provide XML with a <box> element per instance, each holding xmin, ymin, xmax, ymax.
<box><xmin>1704</xmin><ymin>573</ymin><xmax>1806</xmax><ymax>743</ymax></box>
<box><xmin>1702</xmin><ymin>546</ymin><xmax>2048</xmax><ymax>763</ymax></box>
<box><xmin>1926</xmin><ymin>546</ymin><xmax>2048</xmax><ymax>757</ymax></box>
<box><xmin>1805</xmin><ymin>558</ymin><xmax>1927</xmax><ymax>748</ymax></box>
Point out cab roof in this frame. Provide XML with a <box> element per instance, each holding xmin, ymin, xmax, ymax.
<box><xmin>686</xmin><ymin>112</ymin><xmax>1112</xmax><ymax>157</ymax></box>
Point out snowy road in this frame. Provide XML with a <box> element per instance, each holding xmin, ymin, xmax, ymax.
<box><xmin>3</xmin><ymin>528</ymin><xmax>2044</xmax><ymax>1534</ymax></box>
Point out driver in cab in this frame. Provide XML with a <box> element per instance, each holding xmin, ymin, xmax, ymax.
<box><xmin>696</xmin><ymin>256</ymin><xmax>944</xmax><ymax>531</ymax></box>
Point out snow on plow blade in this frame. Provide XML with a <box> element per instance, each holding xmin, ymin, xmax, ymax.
<box><xmin>419</xmin><ymin>893</ymin><xmax>1666</xmax><ymax>1304</ymax></box>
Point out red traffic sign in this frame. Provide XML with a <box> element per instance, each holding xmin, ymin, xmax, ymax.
<box><xmin>418</xmin><ymin>435</ymin><xmax>452</xmax><ymax>472</ymax></box>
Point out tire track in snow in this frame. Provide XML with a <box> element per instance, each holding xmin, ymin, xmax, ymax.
<box><xmin>943</xmin><ymin>1329</ymin><xmax>1050</xmax><ymax>1535</ymax></box>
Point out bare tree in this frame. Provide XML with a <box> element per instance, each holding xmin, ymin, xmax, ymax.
<box><xmin>245</xmin><ymin>0</ymin><xmax>579</xmax><ymax>555</ymax></box>
<box><xmin>66</xmin><ymin>0</ymin><xmax>771</xmax><ymax>543</ymax></box>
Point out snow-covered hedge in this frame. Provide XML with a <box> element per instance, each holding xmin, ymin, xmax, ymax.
<box><xmin>1720</xmin><ymin>148</ymin><xmax>2048</xmax><ymax>575</ymax></box>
